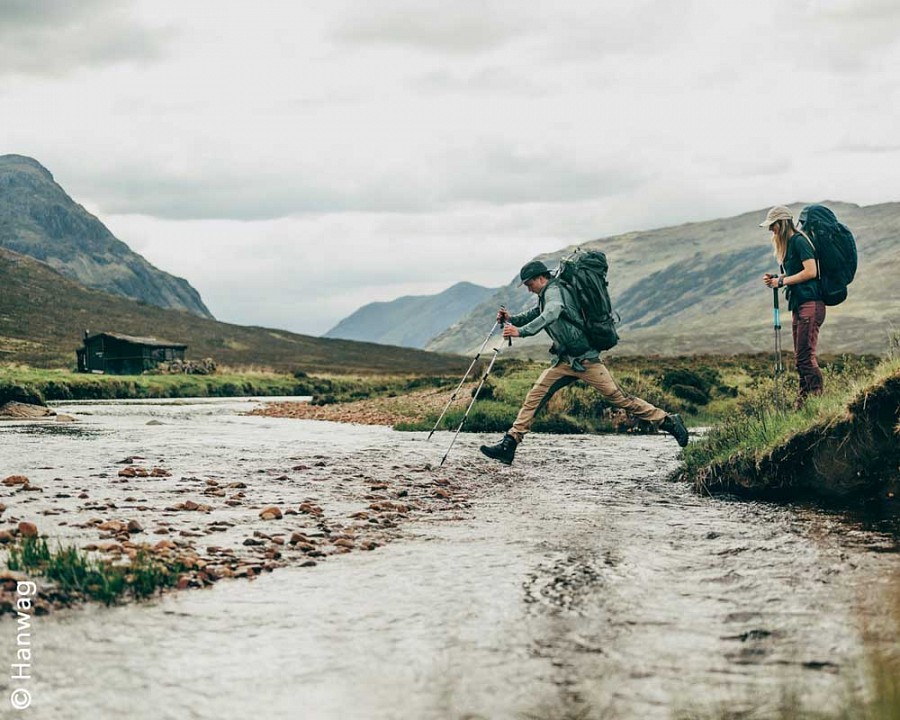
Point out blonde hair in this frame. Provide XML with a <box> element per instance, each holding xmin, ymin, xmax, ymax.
<box><xmin>769</xmin><ymin>219</ymin><xmax>810</xmax><ymax>264</ymax></box>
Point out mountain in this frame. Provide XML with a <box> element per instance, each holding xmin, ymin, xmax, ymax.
<box><xmin>0</xmin><ymin>154</ymin><xmax>212</xmax><ymax>319</ymax></box>
<box><xmin>0</xmin><ymin>247</ymin><xmax>468</xmax><ymax>375</ymax></box>
<box><xmin>324</xmin><ymin>281</ymin><xmax>498</xmax><ymax>348</ymax></box>
<box><xmin>426</xmin><ymin>201</ymin><xmax>900</xmax><ymax>357</ymax></box>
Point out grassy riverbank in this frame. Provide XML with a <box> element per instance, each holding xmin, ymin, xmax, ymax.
<box><xmin>395</xmin><ymin>353</ymin><xmax>882</xmax><ymax>435</ymax></box>
<box><xmin>0</xmin><ymin>364</ymin><xmax>447</xmax><ymax>405</ymax></box>
<box><xmin>679</xmin><ymin>354</ymin><xmax>900</xmax><ymax>500</ymax></box>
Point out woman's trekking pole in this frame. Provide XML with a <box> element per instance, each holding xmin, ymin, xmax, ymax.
<box><xmin>427</xmin><ymin>319</ymin><xmax>500</xmax><ymax>441</ymax></box>
<box><xmin>772</xmin><ymin>285</ymin><xmax>785</xmax><ymax>409</ymax></box>
<box><xmin>439</xmin><ymin>346</ymin><xmax>502</xmax><ymax>467</ymax></box>
<box><xmin>772</xmin><ymin>286</ymin><xmax>785</xmax><ymax>376</ymax></box>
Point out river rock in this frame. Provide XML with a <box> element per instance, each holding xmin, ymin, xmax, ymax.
<box><xmin>259</xmin><ymin>506</ymin><xmax>283</xmax><ymax>521</ymax></box>
<box><xmin>17</xmin><ymin>521</ymin><xmax>38</xmax><ymax>538</ymax></box>
<box><xmin>97</xmin><ymin>520</ymin><xmax>127</xmax><ymax>533</ymax></box>
<box><xmin>2</xmin><ymin>475</ymin><xmax>29</xmax><ymax>486</ymax></box>
<box><xmin>0</xmin><ymin>401</ymin><xmax>53</xmax><ymax>419</ymax></box>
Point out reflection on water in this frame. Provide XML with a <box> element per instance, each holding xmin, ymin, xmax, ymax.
<box><xmin>0</xmin><ymin>398</ymin><xmax>897</xmax><ymax>720</ymax></box>
<box><xmin>3</xmin><ymin>423</ymin><xmax>104</xmax><ymax>438</ymax></box>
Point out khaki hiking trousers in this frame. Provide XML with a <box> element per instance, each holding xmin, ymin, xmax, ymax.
<box><xmin>509</xmin><ymin>359</ymin><xmax>666</xmax><ymax>442</ymax></box>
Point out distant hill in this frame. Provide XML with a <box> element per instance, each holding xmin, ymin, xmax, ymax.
<box><xmin>0</xmin><ymin>154</ymin><xmax>212</xmax><ymax>319</ymax></box>
<box><xmin>324</xmin><ymin>281</ymin><xmax>498</xmax><ymax>348</ymax></box>
<box><xmin>426</xmin><ymin>201</ymin><xmax>900</xmax><ymax>357</ymax></box>
<box><xmin>0</xmin><ymin>247</ymin><xmax>468</xmax><ymax>375</ymax></box>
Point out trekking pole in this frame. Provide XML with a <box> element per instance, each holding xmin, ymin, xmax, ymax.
<box><xmin>502</xmin><ymin>304</ymin><xmax>512</xmax><ymax>347</ymax></box>
<box><xmin>772</xmin><ymin>285</ymin><xmax>785</xmax><ymax>407</ymax></box>
<box><xmin>772</xmin><ymin>286</ymin><xmax>784</xmax><ymax>375</ymax></box>
<box><xmin>440</xmin><ymin>346</ymin><xmax>502</xmax><ymax>467</ymax></box>
<box><xmin>427</xmin><ymin>319</ymin><xmax>500</xmax><ymax>440</ymax></box>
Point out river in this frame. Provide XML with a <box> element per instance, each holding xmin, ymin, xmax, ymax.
<box><xmin>0</xmin><ymin>398</ymin><xmax>898</xmax><ymax>720</ymax></box>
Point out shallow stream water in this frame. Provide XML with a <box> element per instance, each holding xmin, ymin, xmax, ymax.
<box><xmin>1</xmin><ymin>399</ymin><xmax>898</xmax><ymax>720</ymax></box>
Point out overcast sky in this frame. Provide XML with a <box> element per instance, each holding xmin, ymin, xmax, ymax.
<box><xmin>2</xmin><ymin>0</ymin><xmax>899</xmax><ymax>335</ymax></box>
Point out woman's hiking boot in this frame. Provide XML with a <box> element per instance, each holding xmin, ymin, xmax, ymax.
<box><xmin>479</xmin><ymin>433</ymin><xmax>518</xmax><ymax>465</ymax></box>
<box><xmin>660</xmin><ymin>414</ymin><xmax>689</xmax><ymax>447</ymax></box>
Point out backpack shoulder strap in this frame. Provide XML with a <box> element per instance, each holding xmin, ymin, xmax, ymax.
<box><xmin>797</xmin><ymin>232</ymin><xmax>820</xmax><ymax>280</ymax></box>
<box><xmin>551</xmin><ymin>277</ymin><xmax>586</xmax><ymax>328</ymax></box>
<box><xmin>801</xmin><ymin>233</ymin><xmax>816</xmax><ymax>257</ymax></box>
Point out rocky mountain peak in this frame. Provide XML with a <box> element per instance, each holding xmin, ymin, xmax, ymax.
<box><xmin>0</xmin><ymin>154</ymin><xmax>213</xmax><ymax>319</ymax></box>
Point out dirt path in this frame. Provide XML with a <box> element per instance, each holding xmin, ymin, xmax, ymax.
<box><xmin>250</xmin><ymin>384</ymin><xmax>474</xmax><ymax>426</ymax></box>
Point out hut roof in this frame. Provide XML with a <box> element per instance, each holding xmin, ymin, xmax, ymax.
<box><xmin>87</xmin><ymin>332</ymin><xmax>187</xmax><ymax>349</ymax></box>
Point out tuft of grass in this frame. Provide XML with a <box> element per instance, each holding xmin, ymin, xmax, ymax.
<box><xmin>6</xmin><ymin>536</ymin><xmax>186</xmax><ymax>606</ymax></box>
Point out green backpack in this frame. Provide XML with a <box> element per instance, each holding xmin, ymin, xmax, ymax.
<box><xmin>798</xmin><ymin>204</ymin><xmax>858</xmax><ymax>306</ymax></box>
<box><xmin>555</xmin><ymin>249</ymin><xmax>619</xmax><ymax>351</ymax></box>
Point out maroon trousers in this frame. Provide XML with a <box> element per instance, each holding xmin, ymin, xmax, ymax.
<box><xmin>792</xmin><ymin>300</ymin><xmax>826</xmax><ymax>401</ymax></box>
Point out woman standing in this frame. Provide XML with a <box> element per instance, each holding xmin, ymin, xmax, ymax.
<box><xmin>760</xmin><ymin>205</ymin><xmax>825</xmax><ymax>405</ymax></box>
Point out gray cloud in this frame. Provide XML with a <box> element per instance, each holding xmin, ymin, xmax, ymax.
<box><xmin>411</xmin><ymin>66</ymin><xmax>549</xmax><ymax>97</ymax></box>
<box><xmin>69</xmin><ymin>165</ymin><xmax>434</xmax><ymax>221</ymax></box>
<box><xmin>442</xmin><ymin>146</ymin><xmax>644</xmax><ymax>205</ymax></box>
<box><xmin>329</xmin><ymin>0</ymin><xmax>531</xmax><ymax>54</ymax></box>
<box><xmin>59</xmin><ymin>140</ymin><xmax>646</xmax><ymax>221</ymax></box>
<box><xmin>832</xmin><ymin>142</ymin><xmax>900</xmax><ymax>154</ymax></box>
<box><xmin>0</xmin><ymin>0</ymin><xmax>169</xmax><ymax>77</ymax></box>
<box><xmin>797</xmin><ymin>0</ymin><xmax>900</xmax><ymax>72</ymax></box>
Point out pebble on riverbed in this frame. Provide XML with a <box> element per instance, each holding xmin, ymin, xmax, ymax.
<box><xmin>1</xmin><ymin>440</ymin><xmax>479</xmax><ymax>615</ymax></box>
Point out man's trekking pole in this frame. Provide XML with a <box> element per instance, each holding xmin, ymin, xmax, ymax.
<box><xmin>440</xmin><ymin>346</ymin><xmax>502</xmax><ymax>467</ymax></box>
<box><xmin>427</xmin><ymin>319</ymin><xmax>500</xmax><ymax>440</ymax></box>
<box><xmin>502</xmin><ymin>305</ymin><xmax>512</xmax><ymax>347</ymax></box>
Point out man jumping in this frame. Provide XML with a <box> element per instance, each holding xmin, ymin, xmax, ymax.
<box><xmin>479</xmin><ymin>260</ymin><xmax>689</xmax><ymax>465</ymax></box>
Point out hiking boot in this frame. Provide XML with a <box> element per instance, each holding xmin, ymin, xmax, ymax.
<box><xmin>660</xmin><ymin>414</ymin><xmax>689</xmax><ymax>448</ymax></box>
<box><xmin>479</xmin><ymin>433</ymin><xmax>518</xmax><ymax>465</ymax></box>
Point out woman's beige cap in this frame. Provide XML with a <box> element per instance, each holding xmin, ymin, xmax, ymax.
<box><xmin>760</xmin><ymin>205</ymin><xmax>793</xmax><ymax>227</ymax></box>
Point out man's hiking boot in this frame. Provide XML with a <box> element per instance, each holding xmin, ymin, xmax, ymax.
<box><xmin>480</xmin><ymin>433</ymin><xmax>518</xmax><ymax>465</ymax></box>
<box><xmin>660</xmin><ymin>414</ymin><xmax>689</xmax><ymax>447</ymax></box>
